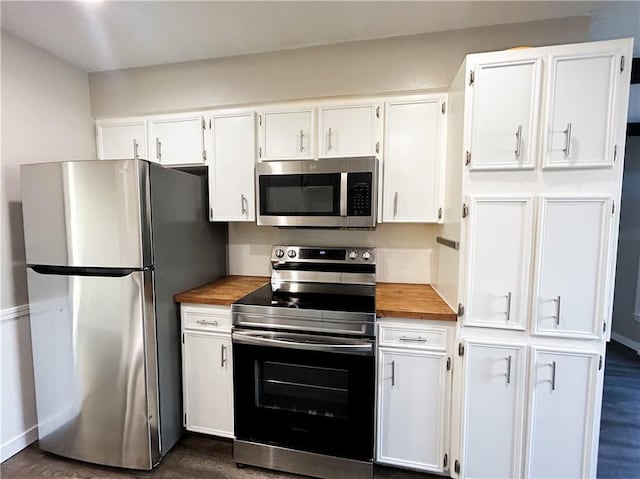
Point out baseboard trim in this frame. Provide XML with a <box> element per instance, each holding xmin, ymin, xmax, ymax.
<box><xmin>1</xmin><ymin>304</ymin><xmax>29</xmax><ymax>323</ymax></box>
<box><xmin>1</xmin><ymin>424</ymin><xmax>37</xmax><ymax>463</ymax></box>
<box><xmin>611</xmin><ymin>332</ymin><xmax>640</xmax><ymax>355</ymax></box>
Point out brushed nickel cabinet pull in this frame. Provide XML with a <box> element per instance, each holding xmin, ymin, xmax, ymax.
<box><xmin>514</xmin><ymin>125</ymin><xmax>523</xmax><ymax>157</ymax></box>
<box><xmin>156</xmin><ymin>137</ymin><xmax>162</xmax><ymax>161</ymax></box>
<box><xmin>328</xmin><ymin>128</ymin><xmax>333</xmax><ymax>151</ymax></box>
<box><xmin>562</xmin><ymin>122</ymin><xmax>572</xmax><ymax>156</ymax></box>
<box><xmin>391</xmin><ymin>360</ymin><xmax>396</xmax><ymax>386</ymax></box>
<box><xmin>299</xmin><ymin>129</ymin><xmax>305</xmax><ymax>152</ymax></box>
<box><xmin>505</xmin><ymin>292</ymin><xmax>512</xmax><ymax>321</ymax></box>
<box><xmin>550</xmin><ymin>360</ymin><xmax>557</xmax><ymax>391</ymax></box>
<box><xmin>506</xmin><ymin>355</ymin><xmax>512</xmax><ymax>385</ymax></box>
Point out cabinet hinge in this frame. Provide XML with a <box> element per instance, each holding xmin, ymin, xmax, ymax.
<box><xmin>259</xmin><ymin>146</ymin><xmax>262</xmax><ymax>158</ymax></box>
<box><xmin>458</xmin><ymin>342</ymin><xmax>464</xmax><ymax>356</ymax></box>
<box><xmin>621</xmin><ymin>55</ymin><xmax>625</xmax><ymax>73</ymax></box>
<box><xmin>259</xmin><ymin>114</ymin><xmax>262</xmax><ymax>126</ymax></box>
<box><xmin>457</xmin><ymin>303</ymin><xmax>465</xmax><ymax>317</ymax></box>
<box><xmin>209</xmin><ymin>119</ymin><xmax>212</xmax><ymax>129</ymax></box>
<box><xmin>376</xmin><ymin>105</ymin><xmax>381</xmax><ymax>119</ymax></box>
<box><xmin>603</xmin><ymin>320</ymin><xmax>607</xmax><ymax>333</ymax></box>
<box><xmin>182</xmin><ymin>333</ymin><xmax>184</xmax><ymax>344</ymax></box>
<box><xmin>614</xmin><ymin>144</ymin><xmax>617</xmax><ymax>162</ymax></box>
<box><xmin>184</xmin><ymin>413</ymin><xmax>187</xmax><ymax>425</ymax></box>
<box><xmin>444</xmin><ymin>453</ymin><xmax>448</xmax><ymax>468</ymax></box>
<box><xmin>446</xmin><ymin>357</ymin><xmax>451</xmax><ymax>371</ymax></box>
<box><xmin>599</xmin><ymin>355</ymin><xmax>603</xmax><ymax>370</ymax></box>
<box><xmin>375</xmin><ymin>141</ymin><xmax>380</xmax><ymax>154</ymax></box>
<box><xmin>201</xmin><ymin>118</ymin><xmax>206</xmax><ymax>130</ymax></box>
<box><xmin>438</xmin><ymin>207</ymin><xmax>443</xmax><ymax>220</ymax></box>
<box><xmin>441</xmin><ymin>102</ymin><xmax>446</xmax><ymax>114</ymax></box>
<box><xmin>612</xmin><ymin>201</ymin><xmax>615</xmax><ymax>216</ymax></box>
<box><xmin>462</xmin><ymin>203</ymin><xmax>469</xmax><ymax>218</ymax></box>
<box><xmin>454</xmin><ymin>459</ymin><xmax>461</xmax><ymax>474</ymax></box>
<box><xmin>465</xmin><ymin>151</ymin><xmax>471</xmax><ymax>166</ymax></box>
<box><xmin>203</xmin><ymin>150</ymin><xmax>207</xmax><ymax>161</ymax></box>
<box><xmin>469</xmin><ymin>70</ymin><xmax>475</xmax><ymax>86</ymax></box>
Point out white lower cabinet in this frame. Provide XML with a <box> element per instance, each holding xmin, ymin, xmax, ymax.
<box><xmin>376</xmin><ymin>321</ymin><xmax>451</xmax><ymax>474</ymax></box>
<box><xmin>459</xmin><ymin>340</ymin><xmax>527</xmax><ymax>479</ymax></box>
<box><xmin>181</xmin><ymin>305</ymin><xmax>234</xmax><ymax>438</ymax></box>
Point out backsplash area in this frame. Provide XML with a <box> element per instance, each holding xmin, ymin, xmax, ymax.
<box><xmin>228</xmin><ymin>223</ymin><xmax>437</xmax><ymax>283</ymax></box>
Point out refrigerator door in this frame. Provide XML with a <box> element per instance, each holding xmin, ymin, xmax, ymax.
<box><xmin>20</xmin><ymin>160</ymin><xmax>152</xmax><ymax>268</ymax></box>
<box><xmin>26</xmin><ymin>268</ymin><xmax>160</xmax><ymax>470</ymax></box>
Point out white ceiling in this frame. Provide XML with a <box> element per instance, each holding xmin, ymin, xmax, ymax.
<box><xmin>1</xmin><ymin>1</ymin><xmax>604</xmax><ymax>73</ymax></box>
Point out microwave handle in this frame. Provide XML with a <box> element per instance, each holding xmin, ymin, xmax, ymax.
<box><xmin>340</xmin><ymin>172</ymin><xmax>348</xmax><ymax>216</ymax></box>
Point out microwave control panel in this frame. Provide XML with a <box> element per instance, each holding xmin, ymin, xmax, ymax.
<box><xmin>347</xmin><ymin>172</ymin><xmax>373</xmax><ymax>216</ymax></box>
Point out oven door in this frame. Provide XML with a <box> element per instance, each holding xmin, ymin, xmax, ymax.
<box><xmin>233</xmin><ymin>330</ymin><xmax>375</xmax><ymax>461</ymax></box>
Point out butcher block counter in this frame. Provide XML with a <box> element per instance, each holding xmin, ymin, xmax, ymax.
<box><xmin>174</xmin><ymin>276</ymin><xmax>456</xmax><ymax>321</ymax></box>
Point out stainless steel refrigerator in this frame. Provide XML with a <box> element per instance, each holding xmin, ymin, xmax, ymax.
<box><xmin>20</xmin><ymin>159</ymin><xmax>227</xmax><ymax>470</ymax></box>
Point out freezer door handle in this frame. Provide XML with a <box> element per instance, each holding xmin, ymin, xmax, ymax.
<box><xmin>29</xmin><ymin>265</ymin><xmax>145</xmax><ymax>277</ymax></box>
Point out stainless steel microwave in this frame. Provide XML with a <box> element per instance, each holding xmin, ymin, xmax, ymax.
<box><xmin>256</xmin><ymin>157</ymin><xmax>378</xmax><ymax>228</ymax></box>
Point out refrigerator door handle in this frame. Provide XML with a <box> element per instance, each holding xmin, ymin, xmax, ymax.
<box><xmin>29</xmin><ymin>265</ymin><xmax>147</xmax><ymax>277</ymax></box>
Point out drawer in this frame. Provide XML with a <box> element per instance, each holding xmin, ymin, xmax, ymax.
<box><xmin>378</xmin><ymin>323</ymin><xmax>447</xmax><ymax>351</ymax></box>
<box><xmin>182</xmin><ymin>304</ymin><xmax>232</xmax><ymax>332</ymax></box>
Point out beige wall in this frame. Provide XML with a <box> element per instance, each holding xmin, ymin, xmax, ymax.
<box><xmin>0</xmin><ymin>31</ymin><xmax>94</xmax><ymax>460</ymax></box>
<box><xmin>89</xmin><ymin>16</ymin><xmax>590</xmax><ymax>118</ymax></box>
<box><xmin>1</xmin><ymin>31</ymin><xmax>95</xmax><ymax>309</ymax></box>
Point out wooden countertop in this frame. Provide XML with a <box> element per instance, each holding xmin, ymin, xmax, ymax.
<box><xmin>375</xmin><ymin>282</ymin><xmax>457</xmax><ymax>321</ymax></box>
<box><xmin>173</xmin><ymin>276</ymin><xmax>269</xmax><ymax>306</ymax></box>
<box><xmin>174</xmin><ymin>276</ymin><xmax>457</xmax><ymax>321</ymax></box>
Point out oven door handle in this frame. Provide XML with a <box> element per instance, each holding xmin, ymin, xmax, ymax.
<box><xmin>233</xmin><ymin>333</ymin><xmax>374</xmax><ymax>355</ymax></box>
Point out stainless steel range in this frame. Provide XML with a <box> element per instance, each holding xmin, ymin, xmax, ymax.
<box><xmin>231</xmin><ymin>246</ymin><xmax>377</xmax><ymax>479</ymax></box>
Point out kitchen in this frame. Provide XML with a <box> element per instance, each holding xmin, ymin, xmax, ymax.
<box><xmin>2</xmin><ymin>2</ymin><xmax>640</xmax><ymax>479</ymax></box>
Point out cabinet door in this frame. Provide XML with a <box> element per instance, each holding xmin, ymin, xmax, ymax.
<box><xmin>377</xmin><ymin>348</ymin><xmax>448</xmax><ymax>473</ymax></box>
<box><xmin>209</xmin><ymin>113</ymin><xmax>256</xmax><ymax>221</ymax></box>
<box><xmin>260</xmin><ymin>109</ymin><xmax>314</xmax><ymax>160</ymax></box>
<box><xmin>533</xmin><ymin>197</ymin><xmax>611</xmax><ymax>338</ymax></box>
<box><xmin>319</xmin><ymin>104</ymin><xmax>379</xmax><ymax>157</ymax></box>
<box><xmin>97</xmin><ymin>121</ymin><xmax>147</xmax><ymax>160</ymax></box>
<box><xmin>526</xmin><ymin>347</ymin><xmax>599</xmax><ymax>479</ymax></box>
<box><xmin>182</xmin><ymin>332</ymin><xmax>234</xmax><ymax>437</ymax></box>
<box><xmin>544</xmin><ymin>52</ymin><xmax>618</xmax><ymax>169</ymax></box>
<box><xmin>460</xmin><ymin>341</ymin><xmax>526</xmax><ymax>479</ymax></box>
<box><xmin>383</xmin><ymin>99</ymin><xmax>443</xmax><ymax>223</ymax></box>
<box><xmin>149</xmin><ymin>116</ymin><xmax>205</xmax><ymax>166</ymax></box>
<box><xmin>468</xmin><ymin>59</ymin><xmax>541</xmax><ymax>170</ymax></box>
<box><xmin>463</xmin><ymin>197</ymin><xmax>534</xmax><ymax>330</ymax></box>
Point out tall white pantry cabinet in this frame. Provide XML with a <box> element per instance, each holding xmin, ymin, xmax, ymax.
<box><xmin>435</xmin><ymin>38</ymin><xmax>634</xmax><ymax>479</ymax></box>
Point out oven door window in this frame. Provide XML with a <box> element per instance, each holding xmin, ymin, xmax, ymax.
<box><xmin>234</xmin><ymin>344</ymin><xmax>374</xmax><ymax>461</ymax></box>
<box><xmin>259</xmin><ymin>173</ymin><xmax>340</xmax><ymax>216</ymax></box>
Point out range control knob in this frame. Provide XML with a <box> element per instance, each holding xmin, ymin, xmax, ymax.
<box><xmin>362</xmin><ymin>251</ymin><xmax>371</xmax><ymax>261</ymax></box>
<box><xmin>287</xmin><ymin>249</ymin><xmax>297</xmax><ymax>258</ymax></box>
<box><xmin>348</xmin><ymin>251</ymin><xmax>358</xmax><ymax>260</ymax></box>
<box><xmin>275</xmin><ymin>249</ymin><xmax>285</xmax><ymax>258</ymax></box>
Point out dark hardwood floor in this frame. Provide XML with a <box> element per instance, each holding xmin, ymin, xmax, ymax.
<box><xmin>1</xmin><ymin>434</ymin><xmax>438</xmax><ymax>479</ymax></box>
<box><xmin>598</xmin><ymin>340</ymin><xmax>640</xmax><ymax>478</ymax></box>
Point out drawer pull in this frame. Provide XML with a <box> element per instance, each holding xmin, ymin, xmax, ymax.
<box><xmin>196</xmin><ymin>319</ymin><xmax>218</xmax><ymax>326</ymax></box>
<box><xmin>399</xmin><ymin>336</ymin><xmax>428</xmax><ymax>343</ymax></box>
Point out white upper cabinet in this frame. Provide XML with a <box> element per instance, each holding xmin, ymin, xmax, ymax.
<box><xmin>460</xmin><ymin>340</ymin><xmax>526</xmax><ymax>479</ymax></box>
<box><xmin>209</xmin><ymin>112</ymin><xmax>256</xmax><ymax>222</ymax></box>
<box><xmin>148</xmin><ymin>115</ymin><xmax>205</xmax><ymax>166</ymax></box>
<box><xmin>525</xmin><ymin>347</ymin><xmax>600</xmax><ymax>479</ymax></box>
<box><xmin>533</xmin><ymin>197</ymin><xmax>611</xmax><ymax>338</ymax></box>
<box><xmin>259</xmin><ymin>109</ymin><xmax>314</xmax><ymax>161</ymax></box>
<box><xmin>319</xmin><ymin>103</ymin><xmax>381</xmax><ymax>158</ymax></box>
<box><xmin>467</xmin><ymin>58</ymin><xmax>541</xmax><ymax>170</ymax></box>
<box><xmin>544</xmin><ymin>51</ymin><xmax>619</xmax><ymax>169</ymax></box>
<box><xmin>377</xmin><ymin>348</ymin><xmax>448</xmax><ymax>473</ymax></box>
<box><xmin>463</xmin><ymin>197</ymin><xmax>534</xmax><ymax>330</ymax></box>
<box><xmin>383</xmin><ymin>97</ymin><xmax>444</xmax><ymax>223</ymax></box>
<box><xmin>96</xmin><ymin>120</ymin><xmax>147</xmax><ymax>161</ymax></box>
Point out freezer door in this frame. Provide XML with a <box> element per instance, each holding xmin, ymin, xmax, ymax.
<box><xmin>26</xmin><ymin>268</ymin><xmax>160</xmax><ymax>470</ymax></box>
<box><xmin>20</xmin><ymin>160</ymin><xmax>152</xmax><ymax>268</ymax></box>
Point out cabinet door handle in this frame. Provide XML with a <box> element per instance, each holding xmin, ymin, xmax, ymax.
<box><xmin>391</xmin><ymin>360</ymin><xmax>396</xmax><ymax>387</ymax></box>
<box><xmin>221</xmin><ymin>344</ymin><xmax>227</xmax><ymax>367</ymax></box>
<box><xmin>393</xmin><ymin>192</ymin><xmax>398</xmax><ymax>217</ymax></box>
<box><xmin>505</xmin><ymin>292</ymin><xmax>512</xmax><ymax>322</ymax></box>
<box><xmin>514</xmin><ymin>125</ymin><xmax>522</xmax><ymax>157</ymax></box>
<box><xmin>327</xmin><ymin>128</ymin><xmax>333</xmax><ymax>151</ymax></box>
<box><xmin>156</xmin><ymin>137</ymin><xmax>162</xmax><ymax>161</ymax></box>
<box><xmin>133</xmin><ymin>139</ymin><xmax>139</xmax><ymax>160</ymax></box>
<box><xmin>196</xmin><ymin>319</ymin><xmax>218</xmax><ymax>326</ymax></box>
<box><xmin>241</xmin><ymin>194</ymin><xmax>247</xmax><ymax>215</ymax></box>
<box><xmin>399</xmin><ymin>336</ymin><xmax>428</xmax><ymax>343</ymax></box>
<box><xmin>299</xmin><ymin>129</ymin><xmax>305</xmax><ymax>152</ymax></box>
<box><xmin>562</xmin><ymin>122</ymin><xmax>572</xmax><ymax>156</ymax></box>
<box><xmin>550</xmin><ymin>360</ymin><xmax>557</xmax><ymax>391</ymax></box>
<box><xmin>505</xmin><ymin>355</ymin><xmax>512</xmax><ymax>385</ymax></box>
<box><xmin>554</xmin><ymin>295</ymin><xmax>561</xmax><ymax>326</ymax></box>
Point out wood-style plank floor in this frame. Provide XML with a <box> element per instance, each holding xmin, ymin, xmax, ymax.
<box><xmin>597</xmin><ymin>340</ymin><xmax>640</xmax><ymax>478</ymax></box>
<box><xmin>1</xmin><ymin>434</ymin><xmax>438</xmax><ymax>479</ymax></box>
